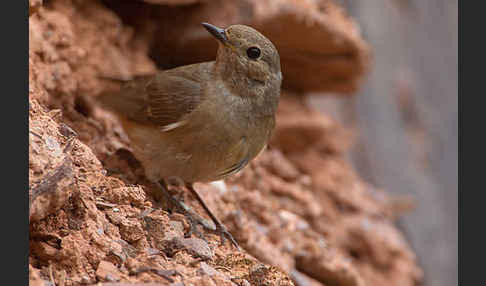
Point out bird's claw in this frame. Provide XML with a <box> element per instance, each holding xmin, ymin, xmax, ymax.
<box><xmin>184</xmin><ymin>213</ymin><xmax>209</xmax><ymax>243</ymax></box>
<box><xmin>215</xmin><ymin>223</ymin><xmax>240</xmax><ymax>250</ymax></box>
<box><xmin>183</xmin><ymin>211</ymin><xmax>239</xmax><ymax>250</ymax></box>
<box><xmin>156</xmin><ymin>180</ymin><xmax>240</xmax><ymax>250</ymax></box>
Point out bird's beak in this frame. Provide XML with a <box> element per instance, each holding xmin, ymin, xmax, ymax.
<box><xmin>202</xmin><ymin>23</ymin><xmax>229</xmax><ymax>45</ymax></box>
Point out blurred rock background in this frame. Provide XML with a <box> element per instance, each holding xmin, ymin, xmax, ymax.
<box><xmin>29</xmin><ymin>0</ymin><xmax>457</xmax><ymax>285</ymax></box>
<box><xmin>310</xmin><ymin>1</ymin><xmax>458</xmax><ymax>286</ymax></box>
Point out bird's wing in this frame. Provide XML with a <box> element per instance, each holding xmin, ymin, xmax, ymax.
<box><xmin>216</xmin><ymin>157</ymin><xmax>249</xmax><ymax>179</ymax></box>
<box><xmin>213</xmin><ymin>136</ymin><xmax>250</xmax><ymax>180</ymax></box>
<box><xmin>98</xmin><ymin>63</ymin><xmax>211</xmax><ymax>129</ymax></box>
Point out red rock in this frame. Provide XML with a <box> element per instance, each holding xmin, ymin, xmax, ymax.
<box><xmin>296</xmin><ymin>250</ymin><xmax>365</xmax><ymax>286</ymax></box>
<box><xmin>30</xmin><ymin>241</ymin><xmax>60</xmax><ymax>261</ymax></box>
<box><xmin>96</xmin><ymin>260</ymin><xmax>122</xmax><ymax>282</ymax></box>
<box><xmin>29</xmin><ymin>264</ymin><xmax>46</xmax><ymax>286</ymax></box>
<box><xmin>28</xmin><ymin>1</ymin><xmax>421</xmax><ymax>286</ymax></box>
<box><xmin>141</xmin><ymin>0</ymin><xmax>201</xmax><ymax>4</ymax></box>
<box><xmin>173</xmin><ymin>237</ymin><xmax>213</xmax><ymax>260</ymax></box>
<box><xmin>264</xmin><ymin>149</ymin><xmax>300</xmax><ymax>181</ymax></box>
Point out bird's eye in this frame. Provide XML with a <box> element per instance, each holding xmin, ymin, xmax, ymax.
<box><xmin>246</xmin><ymin>47</ymin><xmax>261</xmax><ymax>59</ymax></box>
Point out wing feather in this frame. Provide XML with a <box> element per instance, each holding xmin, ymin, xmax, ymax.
<box><xmin>97</xmin><ymin>62</ymin><xmax>212</xmax><ymax>128</ymax></box>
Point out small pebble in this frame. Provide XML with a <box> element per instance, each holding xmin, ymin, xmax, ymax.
<box><xmin>45</xmin><ymin>135</ymin><xmax>62</xmax><ymax>157</ymax></box>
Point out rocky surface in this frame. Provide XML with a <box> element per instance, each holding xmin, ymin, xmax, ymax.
<box><xmin>29</xmin><ymin>0</ymin><xmax>421</xmax><ymax>285</ymax></box>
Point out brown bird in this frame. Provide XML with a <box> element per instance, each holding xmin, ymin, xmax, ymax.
<box><xmin>97</xmin><ymin>23</ymin><xmax>282</xmax><ymax>248</ymax></box>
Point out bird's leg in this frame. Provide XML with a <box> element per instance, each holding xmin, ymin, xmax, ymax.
<box><xmin>185</xmin><ymin>183</ymin><xmax>240</xmax><ymax>250</ymax></box>
<box><xmin>155</xmin><ymin>180</ymin><xmax>213</xmax><ymax>240</ymax></box>
<box><xmin>155</xmin><ymin>179</ymin><xmax>183</xmax><ymax>213</ymax></box>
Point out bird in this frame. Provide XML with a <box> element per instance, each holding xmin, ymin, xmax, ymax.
<box><xmin>97</xmin><ymin>23</ymin><xmax>282</xmax><ymax>249</ymax></box>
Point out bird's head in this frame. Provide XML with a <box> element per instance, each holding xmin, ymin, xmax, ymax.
<box><xmin>202</xmin><ymin>22</ymin><xmax>282</xmax><ymax>101</ymax></box>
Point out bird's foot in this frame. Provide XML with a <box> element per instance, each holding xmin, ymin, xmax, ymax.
<box><xmin>184</xmin><ymin>183</ymin><xmax>240</xmax><ymax>249</ymax></box>
<box><xmin>183</xmin><ymin>211</ymin><xmax>211</xmax><ymax>241</ymax></box>
<box><xmin>213</xmin><ymin>221</ymin><xmax>240</xmax><ymax>250</ymax></box>
<box><xmin>155</xmin><ymin>180</ymin><xmax>240</xmax><ymax>250</ymax></box>
<box><xmin>180</xmin><ymin>206</ymin><xmax>239</xmax><ymax>250</ymax></box>
<box><xmin>162</xmin><ymin>192</ymin><xmax>212</xmax><ymax>241</ymax></box>
<box><xmin>184</xmin><ymin>211</ymin><xmax>239</xmax><ymax>250</ymax></box>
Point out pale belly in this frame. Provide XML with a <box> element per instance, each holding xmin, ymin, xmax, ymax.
<box><xmin>121</xmin><ymin>117</ymin><xmax>262</xmax><ymax>183</ymax></box>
